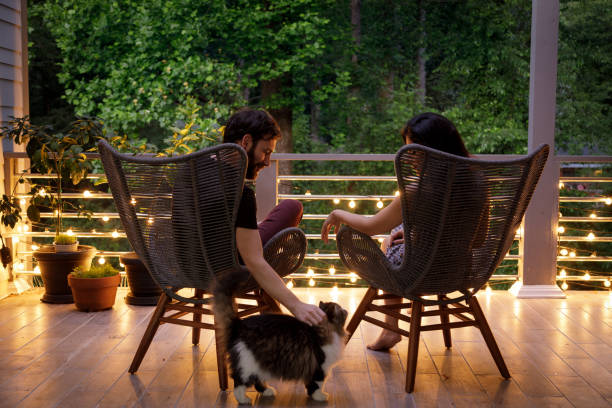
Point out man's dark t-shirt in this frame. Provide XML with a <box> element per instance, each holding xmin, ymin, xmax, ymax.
<box><xmin>236</xmin><ymin>185</ymin><xmax>258</xmax><ymax>230</ymax></box>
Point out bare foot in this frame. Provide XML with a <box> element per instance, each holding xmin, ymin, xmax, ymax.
<box><xmin>367</xmin><ymin>330</ymin><xmax>401</xmax><ymax>351</ymax></box>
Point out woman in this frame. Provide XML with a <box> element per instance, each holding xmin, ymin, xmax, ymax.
<box><xmin>321</xmin><ymin>112</ymin><xmax>471</xmax><ymax>350</ymax></box>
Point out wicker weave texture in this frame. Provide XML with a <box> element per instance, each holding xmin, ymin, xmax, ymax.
<box><xmin>338</xmin><ymin>144</ymin><xmax>549</xmax><ymax>303</ymax></box>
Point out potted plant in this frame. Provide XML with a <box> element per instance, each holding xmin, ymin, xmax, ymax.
<box><xmin>120</xmin><ymin>252</ymin><xmax>161</xmax><ymax>306</ymax></box>
<box><xmin>68</xmin><ymin>263</ymin><xmax>121</xmax><ymax>312</ymax></box>
<box><xmin>0</xmin><ymin>116</ymin><xmax>101</xmax><ymax>302</ymax></box>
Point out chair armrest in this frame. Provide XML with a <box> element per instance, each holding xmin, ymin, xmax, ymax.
<box><xmin>336</xmin><ymin>225</ymin><xmax>397</xmax><ymax>291</ymax></box>
<box><xmin>263</xmin><ymin>227</ymin><xmax>307</xmax><ymax>278</ymax></box>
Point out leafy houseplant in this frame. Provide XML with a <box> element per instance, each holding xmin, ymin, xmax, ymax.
<box><xmin>68</xmin><ymin>263</ymin><xmax>120</xmax><ymax>311</ymax></box>
<box><xmin>0</xmin><ymin>116</ymin><xmax>101</xmax><ymax>302</ymax></box>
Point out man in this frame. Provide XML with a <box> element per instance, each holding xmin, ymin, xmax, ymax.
<box><xmin>223</xmin><ymin>108</ymin><xmax>325</xmax><ymax>326</ymax></box>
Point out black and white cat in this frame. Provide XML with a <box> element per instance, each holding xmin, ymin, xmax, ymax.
<box><xmin>213</xmin><ymin>289</ymin><xmax>348</xmax><ymax>405</ymax></box>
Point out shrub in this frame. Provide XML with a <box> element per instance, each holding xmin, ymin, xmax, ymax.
<box><xmin>72</xmin><ymin>263</ymin><xmax>119</xmax><ymax>278</ymax></box>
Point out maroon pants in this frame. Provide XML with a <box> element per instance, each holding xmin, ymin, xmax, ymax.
<box><xmin>258</xmin><ymin>199</ymin><xmax>303</xmax><ymax>245</ymax></box>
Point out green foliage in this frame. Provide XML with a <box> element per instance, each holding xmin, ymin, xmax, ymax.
<box><xmin>0</xmin><ymin>116</ymin><xmax>102</xmax><ymax>237</ymax></box>
<box><xmin>72</xmin><ymin>262</ymin><xmax>119</xmax><ymax>278</ymax></box>
<box><xmin>55</xmin><ymin>233</ymin><xmax>77</xmax><ymax>245</ymax></box>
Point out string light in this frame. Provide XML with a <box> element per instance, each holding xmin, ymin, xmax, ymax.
<box><xmin>286</xmin><ymin>280</ymin><xmax>294</xmax><ymax>289</ymax></box>
<box><xmin>130</xmin><ymin>198</ymin><xmax>136</xmax><ymax>205</ymax></box>
<box><xmin>569</xmin><ymin>251</ymin><xmax>576</xmax><ymax>258</ymax></box>
<box><xmin>604</xmin><ymin>280</ymin><xmax>611</xmax><ymax>288</ymax></box>
<box><xmin>560</xmin><ymin>248</ymin><xmax>569</xmax><ymax>256</ymax></box>
<box><xmin>605</xmin><ymin>197</ymin><xmax>612</xmax><ymax>205</ymax></box>
<box><xmin>31</xmin><ymin>244</ymin><xmax>39</xmax><ymax>251</ymax></box>
<box><xmin>559</xmin><ymin>182</ymin><xmax>564</xmax><ymax>189</ymax></box>
<box><xmin>394</xmin><ymin>190</ymin><xmax>400</xmax><ymax>197</ymax></box>
<box><xmin>348</xmin><ymin>200</ymin><xmax>356</xmax><ymax>209</ymax></box>
<box><xmin>307</xmin><ymin>268</ymin><xmax>314</xmax><ymax>276</ymax></box>
<box><xmin>376</xmin><ymin>200</ymin><xmax>384</xmax><ymax>209</ymax></box>
<box><xmin>485</xmin><ymin>285</ymin><xmax>492</xmax><ymax>295</ymax></box>
<box><xmin>559</xmin><ymin>269</ymin><xmax>567</xmax><ymax>278</ymax></box>
<box><xmin>23</xmin><ymin>224</ymin><xmax>29</xmax><ymax>232</ymax></box>
<box><xmin>112</xmin><ymin>230</ymin><xmax>119</xmax><ymax>238</ymax></box>
<box><xmin>589</xmin><ymin>212</ymin><xmax>597</xmax><ymax>219</ymax></box>
<box><xmin>102</xmin><ymin>216</ymin><xmax>110</xmax><ymax>222</ymax></box>
<box><xmin>557</xmin><ymin>226</ymin><xmax>565</xmax><ymax>234</ymax></box>
<box><xmin>12</xmin><ymin>236</ymin><xmax>18</xmax><ymax>244</ymax></box>
<box><xmin>349</xmin><ymin>272</ymin><xmax>357</xmax><ymax>283</ymax></box>
<box><xmin>583</xmin><ymin>273</ymin><xmax>591</xmax><ymax>280</ymax></box>
<box><xmin>587</xmin><ymin>232</ymin><xmax>595</xmax><ymax>241</ymax></box>
<box><xmin>305</xmin><ymin>190</ymin><xmax>311</xmax><ymax>196</ymax></box>
<box><xmin>147</xmin><ymin>217</ymin><xmax>154</xmax><ymax>225</ymax></box>
<box><xmin>329</xmin><ymin>266</ymin><xmax>336</xmax><ymax>275</ymax></box>
<box><xmin>19</xmin><ymin>198</ymin><xmax>26</xmax><ymax>206</ymax></box>
<box><xmin>378</xmin><ymin>237</ymin><xmax>384</xmax><ymax>243</ymax></box>
<box><xmin>83</xmin><ymin>190</ymin><xmax>92</xmax><ymax>198</ymax></box>
<box><xmin>34</xmin><ymin>265</ymin><xmax>40</xmax><ymax>274</ymax></box>
<box><xmin>98</xmin><ymin>257</ymin><xmax>106</xmax><ymax>264</ymax></box>
<box><xmin>119</xmin><ymin>262</ymin><xmax>125</xmax><ymax>268</ymax></box>
<box><xmin>15</xmin><ymin>262</ymin><xmax>24</xmax><ymax>271</ymax></box>
<box><xmin>561</xmin><ymin>281</ymin><xmax>568</xmax><ymax>290</ymax></box>
<box><xmin>333</xmin><ymin>198</ymin><xmax>340</xmax><ymax>204</ymax></box>
<box><xmin>66</xmin><ymin>229</ymin><xmax>74</xmax><ymax>236</ymax></box>
<box><xmin>39</xmin><ymin>189</ymin><xmax>46</xmax><ymax>197</ymax></box>
<box><xmin>378</xmin><ymin>289</ymin><xmax>383</xmax><ymax>295</ymax></box>
<box><xmin>308</xmin><ymin>278</ymin><xmax>315</xmax><ymax>287</ymax></box>
<box><xmin>516</xmin><ymin>226</ymin><xmax>523</xmax><ymax>235</ymax></box>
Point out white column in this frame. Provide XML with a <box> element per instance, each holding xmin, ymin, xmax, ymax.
<box><xmin>510</xmin><ymin>0</ymin><xmax>564</xmax><ymax>298</ymax></box>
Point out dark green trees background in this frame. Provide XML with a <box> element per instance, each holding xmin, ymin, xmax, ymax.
<box><xmin>29</xmin><ymin>0</ymin><xmax>611</xmax><ymax>156</ymax></box>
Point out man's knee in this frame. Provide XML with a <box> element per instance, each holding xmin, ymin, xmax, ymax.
<box><xmin>279</xmin><ymin>199</ymin><xmax>303</xmax><ymax>226</ymax></box>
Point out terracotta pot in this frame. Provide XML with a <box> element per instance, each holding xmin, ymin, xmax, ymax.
<box><xmin>68</xmin><ymin>273</ymin><xmax>121</xmax><ymax>312</ymax></box>
<box><xmin>120</xmin><ymin>252</ymin><xmax>161</xmax><ymax>306</ymax></box>
<box><xmin>34</xmin><ymin>245</ymin><xmax>97</xmax><ymax>304</ymax></box>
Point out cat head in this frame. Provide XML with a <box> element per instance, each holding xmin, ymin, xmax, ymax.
<box><xmin>319</xmin><ymin>301</ymin><xmax>348</xmax><ymax>328</ymax></box>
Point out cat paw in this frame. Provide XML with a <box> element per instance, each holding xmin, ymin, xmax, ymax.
<box><xmin>261</xmin><ymin>386</ymin><xmax>276</xmax><ymax>397</ymax></box>
<box><xmin>233</xmin><ymin>386</ymin><xmax>252</xmax><ymax>405</ymax></box>
<box><xmin>311</xmin><ymin>389</ymin><xmax>328</xmax><ymax>402</ymax></box>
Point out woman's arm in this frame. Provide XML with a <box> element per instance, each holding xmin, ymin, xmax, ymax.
<box><xmin>321</xmin><ymin>196</ymin><xmax>403</xmax><ymax>243</ymax></box>
<box><xmin>236</xmin><ymin>227</ymin><xmax>326</xmax><ymax>325</ymax></box>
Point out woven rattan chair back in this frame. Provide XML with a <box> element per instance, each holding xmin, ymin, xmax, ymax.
<box><xmin>98</xmin><ymin>140</ymin><xmax>247</xmax><ymax>303</ymax></box>
<box><xmin>338</xmin><ymin>143</ymin><xmax>549</xmax><ymax>304</ymax></box>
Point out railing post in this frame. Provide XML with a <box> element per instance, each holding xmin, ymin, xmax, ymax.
<box><xmin>510</xmin><ymin>0</ymin><xmax>565</xmax><ymax>298</ymax></box>
<box><xmin>255</xmin><ymin>160</ymin><xmax>278</xmax><ymax>222</ymax></box>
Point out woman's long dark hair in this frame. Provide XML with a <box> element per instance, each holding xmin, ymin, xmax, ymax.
<box><xmin>402</xmin><ymin>112</ymin><xmax>470</xmax><ymax>157</ymax></box>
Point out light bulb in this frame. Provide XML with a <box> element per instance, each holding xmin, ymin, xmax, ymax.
<box><xmin>66</xmin><ymin>229</ymin><xmax>74</xmax><ymax>236</ymax></box>
<box><xmin>309</xmin><ymin>278</ymin><xmax>315</xmax><ymax>287</ymax></box>
<box><xmin>394</xmin><ymin>190</ymin><xmax>400</xmax><ymax>197</ymax></box>
<box><xmin>583</xmin><ymin>273</ymin><xmax>590</xmax><ymax>280</ymax></box>
<box><xmin>83</xmin><ymin>190</ymin><xmax>92</xmax><ymax>198</ymax></box>
<box><xmin>485</xmin><ymin>285</ymin><xmax>492</xmax><ymax>295</ymax></box>
<box><xmin>589</xmin><ymin>213</ymin><xmax>597</xmax><ymax>219</ymax></box>
<box><xmin>112</xmin><ymin>230</ymin><xmax>119</xmax><ymax>238</ymax></box>
<box><xmin>587</xmin><ymin>232</ymin><xmax>595</xmax><ymax>240</ymax></box>
<box><xmin>559</xmin><ymin>269</ymin><xmax>567</xmax><ymax>278</ymax></box>
<box><xmin>98</xmin><ymin>257</ymin><xmax>106</xmax><ymax>264</ymax></box>
<box><xmin>559</xmin><ymin>182</ymin><xmax>564</xmax><ymax>189</ymax></box>
<box><xmin>15</xmin><ymin>262</ymin><xmax>24</xmax><ymax>271</ymax></box>
<box><xmin>11</xmin><ymin>236</ymin><xmax>18</xmax><ymax>244</ymax></box>
<box><xmin>569</xmin><ymin>251</ymin><xmax>576</xmax><ymax>257</ymax></box>
<box><xmin>305</xmin><ymin>190</ymin><xmax>311</xmax><ymax>196</ymax></box>
<box><xmin>560</xmin><ymin>248</ymin><xmax>569</xmax><ymax>256</ymax></box>
<box><xmin>39</xmin><ymin>189</ymin><xmax>46</xmax><ymax>197</ymax></box>
<box><xmin>130</xmin><ymin>198</ymin><xmax>136</xmax><ymax>205</ymax></box>
<box><xmin>557</xmin><ymin>226</ymin><xmax>565</xmax><ymax>234</ymax></box>
<box><xmin>604</xmin><ymin>280</ymin><xmax>611</xmax><ymax>288</ymax></box>
<box><xmin>19</xmin><ymin>198</ymin><xmax>26</xmax><ymax>206</ymax></box>
<box><xmin>561</xmin><ymin>281</ymin><xmax>568</xmax><ymax>290</ymax></box>
<box><xmin>31</xmin><ymin>244</ymin><xmax>39</xmax><ymax>251</ymax></box>
<box><xmin>349</xmin><ymin>272</ymin><xmax>357</xmax><ymax>283</ymax></box>
<box><xmin>329</xmin><ymin>266</ymin><xmax>336</xmax><ymax>275</ymax></box>
<box><xmin>287</xmin><ymin>280</ymin><xmax>294</xmax><ymax>289</ymax></box>
<box><xmin>349</xmin><ymin>200</ymin><xmax>356</xmax><ymax>209</ymax></box>
<box><xmin>377</xmin><ymin>238</ymin><xmax>384</xmax><ymax>243</ymax></box>
<box><xmin>378</xmin><ymin>289</ymin><xmax>383</xmax><ymax>296</ymax></box>
<box><xmin>23</xmin><ymin>224</ymin><xmax>29</xmax><ymax>232</ymax></box>
<box><xmin>307</xmin><ymin>268</ymin><xmax>314</xmax><ymax>276</ymax></box>
<box><xmin>102</xmin><ymin>216</ymin><xmax>110</xmax><ymax>222</ymax></box>
<box><xmin>376</xmin><ymin>200</ymin><xmax>383</xmax><ymax>209</ymax></box>
<box><xmin>605</xmin><ymin>197</ymin><xmax>612</xmax><ymax>205</ymax></box>
<box><xmin>119</xmin><ymin>262</ymin><xmax>125</xmax><ymax>268</ymax></box>
<box><xmin>147</xmin><ymin>217</ymin><xmax>154</xmax><ymax>225</ymax></box>
<box><xmin>333</xmin><ymin>198</ymin><xmax>340</xmax><ymax>204</ymax></box>
<box><xmin>34</xmin><ymin>265</ymin><xmax>40</xmax><ymax>273</ymax></box>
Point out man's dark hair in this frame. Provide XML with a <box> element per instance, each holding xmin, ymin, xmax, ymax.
<box><xmin>223</xmin><ymin>108</ymin><xmax>281</xmax><ymax>144</ymax></box>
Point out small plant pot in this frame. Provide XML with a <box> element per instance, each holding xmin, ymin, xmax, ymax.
<box><xmin>54</xmin><ymin>241</ymin><xmax>79</xmax><ymax>253</ymax></box>
<box><xmin>120</xmin><ymin>252</ymin><xmax>161</xmax><ymax>306</ymax></box>
<box><xmin>68</xmin><ymin>273</ymin><xmax>121</xmax><ymax>312</ymax></box>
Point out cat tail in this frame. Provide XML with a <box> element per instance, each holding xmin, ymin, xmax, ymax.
<box><xmin>211</xmin><ymin>279</ymin><xmax>238</xmax><ymax>332</ymax></box>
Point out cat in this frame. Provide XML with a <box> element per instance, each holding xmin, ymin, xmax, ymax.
<box><xmin>213</xmin><ymin>288</ymin><xmax>348</xmax><ymax>405</ymax></box>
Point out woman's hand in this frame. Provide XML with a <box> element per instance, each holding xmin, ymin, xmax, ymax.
<box><xmin>290</xmin><ymin>301</ymin><xmax>326</xmax><ymax>326</ymax></box>
<box><xmin>321</xmin><ymin>210</ymin><xmax>342</xmax><ymax>244</ymax></box>
<box><xmin>390</xmin><ymin>228</ymin><xmax>404</xmax><ymax>245</ymax></box>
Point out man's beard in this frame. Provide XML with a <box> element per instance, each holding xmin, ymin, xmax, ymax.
<box><xmin>245</xmin><ymin>147</ymin><xmax>266</xmax><ymax>180</ymax></box>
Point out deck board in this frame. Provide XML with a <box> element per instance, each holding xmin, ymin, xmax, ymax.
<box><xmin>0</xmin><ymin>288</ymin><xmax>610</xmax><ymax>407</ymax></box>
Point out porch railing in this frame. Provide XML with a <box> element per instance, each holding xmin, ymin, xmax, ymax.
<box><xmin>3</xmin><ymin>151</ymin><xmax>611</xmax><ymax>290</ymax></box>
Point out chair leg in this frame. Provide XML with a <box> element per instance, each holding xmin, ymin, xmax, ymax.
<box><xmin>129</xmin><ymin>292</ymin><xmax>170</xmax><ymax>373</ymax></box>
<box><xmin>258</xmin><ymin>289</ymin><xmax>282</xmax><ymax>313</ymax></box>
<box><xmin>438</xmin><ymin>295</ymin><xmax>452</xmax><ymax>348</ymax></box>
<box><xmin>192</xmin><ymin>289</ymin><xmax>204</xmax><ymax>345</ymax></box>
<box><xmin>345</xmin><ymin>287</ymin><xmax>377</xmax><ymax>343</ymax></box>
<box><xmin>405</xmin><ymin>300</ymin><xmax>423</xmax><ymax>393</ymax></box>
<box><xmin>468</xmin><ymin>296</ymin><xmax>510</xmax><ymax>379</ymax></box>
<box><xmin>214</xmin><ymin>315</ymin><xmax>229</xmax><ymax>390</ymax></box>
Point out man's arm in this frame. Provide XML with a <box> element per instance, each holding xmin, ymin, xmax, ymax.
<box><xmin>236</xmin><ymin>227</ymin><xmax>326</xmax><ymax>326</ymax></box>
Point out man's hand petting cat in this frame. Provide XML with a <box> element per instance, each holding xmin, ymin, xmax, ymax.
<box><xmin>291</xmin><ymin>302</ymin><xmax>326</xmax><ymax>326</ymax></box>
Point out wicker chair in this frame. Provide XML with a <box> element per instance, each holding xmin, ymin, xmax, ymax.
<box><xmin>338</xmin><ymin>143</ymin><xmax>549</xmax><ymax>393</ymax></box>
<box><xmin>97</xmin><ymin>140</ymin><xmax>307</xmax><ymax>390</ymax></box>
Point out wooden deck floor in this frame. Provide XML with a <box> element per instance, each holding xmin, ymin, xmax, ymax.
<box><xmin>0</xmin><ymin>287</ymin><xmax>610</xmax><ymax>408</ymax></box>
